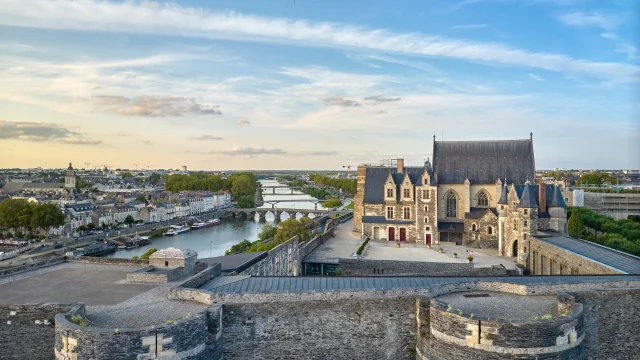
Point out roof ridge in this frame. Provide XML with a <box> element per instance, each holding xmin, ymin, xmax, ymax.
<box><xmin>435</xmin><ymin>139</ymin><xmax>530</xmax><ymax>143</ymax></box>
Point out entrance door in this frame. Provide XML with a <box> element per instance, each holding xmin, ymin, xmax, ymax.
<box><xmin>388</xmin><ymin>227</ymin><xmax>395</xmax><ymax>241</ymax></box>
<box><xmin>400</xmin><ymin>228</ymin><xmax>406</xmax><ymax>241</ymax></box>
<box><xmin>512</xmin><ymin>240</ymin><xmax>518</xmax><ymax>257</ymax></box>
<box><xmin>373</xmin><ymin>227</ymin><xmax>380</xmax><ymax>240</ymax></box>
<box><xmin>425</xmin><ymin>234</ymin><xmax>432</xmax><ymax>245</ymax></box>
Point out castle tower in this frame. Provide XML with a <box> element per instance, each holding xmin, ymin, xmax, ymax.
<box><xmin>352</xmin><ymin>165</ymin><xmax>367</xmax><ymax>232</ymax></box>
<box><xmin>548</xmin><ymin>185</ymin><xmax>568</xmax><ymax>234</ymax></box>
<box><xmin>516</xmin><ymin>182</ymin><xmax>539</xmax><ymax>262</ymax></box>
<box><xmin>65</xmin><ymin>162</ymin><xmax>76</xmax><ymax>189</ymax></box>
<box><xmin>497</xmin><ymin>181</ymin><xmax>509</xmax><ymax>255</ymax></box>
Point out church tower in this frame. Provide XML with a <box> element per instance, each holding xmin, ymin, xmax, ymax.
<box><xmin>65</xmin><ymin>162</ymin><xmax>76</xmax><ymax>189</ymax></box>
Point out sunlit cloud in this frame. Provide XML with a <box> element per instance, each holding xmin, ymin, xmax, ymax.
<box><xmin>0</xmin><ymin>120</ymin><xmax>102</xmax><ymax>145</ymax></box>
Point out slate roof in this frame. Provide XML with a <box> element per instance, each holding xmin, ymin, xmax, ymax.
<box><xmin>548</xmin><ymin>185</ymin><xmax>567</xmax><ymax>208</ymax></box>
<box><xmin>433</xmin><ymin>139</ymin><xmax>535</xmax><ymax>184</ymax></box>
<box><xmin>200</xmin><ymin>252</ymin><xmax>268</xmax><ymax>274</ymax></box>
<box><xmin>497</xmin><ymin>185</ymin><xmax>509</xmax><ymax>205</ymax></box>
<box><xmin>201</xmin><ymin>274</ymin><xmax>640</xmax><ymax>294</ymax></box>
<box><xmin>23</xmin><ymin>182</ymin><xmax>64</xmax><ymax>189</ymax></box>
<box><xmin>362</xmin><ymin>216</ymin><xmax>414</xmax><ymax>225</ymax></box>
<box><xmin>0</xmin><ymin>182</ymin><xmax>26</xmax><ymax>194</ymax></box>
<box><xmin>537</xmin><ymin>233</ymin><xmax>640</xmax><ymax>274</ymax></box>
<box><xmin>512</xmin><ymin>184</ymin><xmax>566</xmax><ymax>209</ymax></box>
<box><xmin>464</xmin><ymin>207</ymin><xmax>498</xmax><ymax>219</ymax></box>
<box><xmin>363</xmin><ymin>167</ymin><xmax>424</xmax><ymax>204</ymax></box>
<box><xmin>518</xmin><ymin>183</ymin><xmax>539</xmax><ymax>208</ymax></box>
<box><xmin>438</xmin><ymin>222</ymin><xmax>465</xmax><ymax>233</ymax></box>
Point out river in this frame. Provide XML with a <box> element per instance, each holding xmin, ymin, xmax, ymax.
<box><xmin>103</xmin><ymin>180</ymin><xmax>324</xmax><ymax>259</ymax></box>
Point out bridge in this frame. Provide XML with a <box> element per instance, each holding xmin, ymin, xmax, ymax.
<box><xmin>260</xmin><ymin>185</ymin><xmax>304</xmax><ymax>194</ymax></box>
<box><xmin>260</xmin><ymin>198</ymin><xmax>325</xmax><ymax>209</ymax></box>
<box><xmin>229</xmin><ymin>207</ymin><xmax>330</xmax><ymax>222</ymax></box>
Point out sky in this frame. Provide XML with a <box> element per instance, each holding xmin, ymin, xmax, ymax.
<box><xmin>0</xmin><ymin>0</ymin><xmax>638</xmax><ymax>171</ymax></box>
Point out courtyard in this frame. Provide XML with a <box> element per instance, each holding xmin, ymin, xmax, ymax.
<box><xmin>307</xmin><ymin>219</ymin><xmax>518</xmax><ymax>270</ymax></box>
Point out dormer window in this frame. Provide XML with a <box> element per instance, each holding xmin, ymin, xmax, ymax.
<box><xmin>386</xmin><ymin>188</ymin><xmax>393</xmax><ymax>198</ymax></box>
<box><xmin>403</xmin><ymin>189</ymin><xmax>410</xmax><ymax>198</ymax></box>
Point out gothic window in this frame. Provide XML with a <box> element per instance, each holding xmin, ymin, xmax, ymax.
<box><xmin>404</xmin><ymin>189</ymin><xmax>410</xmax><ymax>198</ymax></box>
<box><xmin>386</xmin><ymin>207</ymin><xmax>394</xmax><ymax>219</ymax></box>
<box><xmin>386</xmin><ymin>188</ymin><xmax>393</xmax><ymax>198</ymax></box>
<box><xmin>471</xmin><ymin>223</ymin><xmax>477</xmax><ymax>231</ymax></box>
<box><xmin>477</xmin><ymin>191</ymin><xmax>488</xmax><ymax>207</ymax></box>
<box><xmin>487</xmin><ymin>226</ymin><xmax>493</xmax><ymax>235</ymax></box>
<box><xmin>403</xmin><ymin>207</ymin><xmax>410</xmax><ymax>219</ymax></box>
<box><xmin>446</xmin><ymin>192</ymin><xmax>457</xmax><ymax>218</ymax></box>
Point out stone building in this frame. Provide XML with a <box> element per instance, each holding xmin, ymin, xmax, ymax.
<box><xmin>354</xmin><ymin>136</ymin><xmax>537</xmax><ymax>246</ymax></box>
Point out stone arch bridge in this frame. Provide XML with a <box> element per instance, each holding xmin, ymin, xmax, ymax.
<box><xmin>229</xmin><ymin>208</ymin><xmax>329</xmax><ymax>222</ymax></box>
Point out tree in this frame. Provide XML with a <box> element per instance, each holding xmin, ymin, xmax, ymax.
<box><xmin>124</xmin><ymin>215</ymin><xmax>135</xmax><ymax>227</ymax></box>
<box><xmin>258</xmin><ymin>224</ymin><xmax>277</xmax><ymax>241</ymax></box>
<box><xmin>121</xmin><ymin>171</ymin><xmax>133</xmax><ymax>178</ymax></box>
<box><xmin>147</xmin><ymin>173</ymin><xmax>161</xmax><ymax>184</ymax></box>
<box><xmin>237</xmin><ymin>195</ymin><xmax>255</xmax><ymax>208</ymax></box>
<box><xmin>77</xmin><ymin>225</ymin><xmax>87</xmax><ymax>232</ymax></box>
<box><xmin>139</xmin><ymin>248</ymin><xmax>158</xmax><ymax>259</ymax></box>
<box><xmin>275</xmin><ymin>218</ymin><xmax>310</xmax><ymax>243</ymax></box>
<box><xmin>321</xmin><ymin>198</ymin><xmax>342</xmax><ymax>209</ymax></box>
<box><xmin>87</xmin><ymin>223</ymin><xmax>96</xmax><ymax>230</ymax></box>
<box><xmin>136</xmin><ymin>195</ymin><xmax>147</xmax><ymax>203</ymax></box>
<box><xmin>231</xmin><ymin>175</ymin><xmax>253</xmax><ymax>199</ymax></box>
<box><xmin>299</xmin><ymin>216</ymin><xmax>314</xmax><ymax>229</ymax></box>
<box><xmin>568</xmin><ymin>210</ymin><xmax>585</xmax><ymax>238</ymax></box>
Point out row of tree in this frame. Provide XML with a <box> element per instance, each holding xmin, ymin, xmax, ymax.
<box><xmin>0</xmin><ymin>199</ymin><xmax>66</xmax><ymax>235</ymax></box>
<box><xmin>309</xmin><ymin>174</ymin><xmax>357</xmax><ymax>196</ymax></box>
<box><xmin>225</xmin><ymin>217</ymin><xmax>316</xmax><ymax>254</ymax></box>
<box><xmin>567</xmin><ymin>207</ymin><xmax>640</xmax><ymax>256</ymax></box>
<box><xmin>164</xmin><ymin>172</ymin><xmax>258</xmax><ymax>206</ymax></box>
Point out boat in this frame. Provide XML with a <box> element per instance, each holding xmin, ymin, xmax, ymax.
<box><xmin>190</xmin><ymin>218</ymin><xmax>221</xmax><ymax>230</ymax></box>
<box><xmin>164</xmin><ymin>224</ymin><xmax>191</xmax><ymax>236</ymax></box>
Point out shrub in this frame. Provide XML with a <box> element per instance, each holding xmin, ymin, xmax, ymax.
<box><xmin>69</xmin><ymin>315</ymin><xmax>89</xmax><ymax>327</ymax></box>
<box><xmin>139</xmin><ymin>248</ymin><xmax>158</xmax><ymax>259</ymax></box>
<box><xmin>356</xmin><ymin>237</ymin><xmax>370</xmax><ymax>255</ymax></box>
<box><xmin>568</xmin><ymin>210</ymin><xmax>585</xmax><ymax>238</ymax></box>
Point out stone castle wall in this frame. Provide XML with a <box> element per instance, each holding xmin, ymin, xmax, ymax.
<box><xmin>339</xmin><ymin>258</ymin><xmax>507</xmax><ymax>277</ymax></box>
<box><xmin>241</xmin><ymin>235</ymin><xmax>301</xmax><ymax>276</ymax></box>
<box><xmin>65</xmin><ymin>256</ymin><xmax>149</xmax><ymax>266</ymax></box>
<box><xmin>418</xmin><ymin>297</ymin><xmax>584</xmax><ymax>359</ymax></box>
<box><xmin>527</xmin><ymin>236</ymin><xmax>622</xmax><ymax>275</ymax></box>
<box><xmin>0</xmin><ymin>303</ymin><xmax>80</xmax><ymax>360</ymax></box>
<box><xmin>0</xmin><ymin>255</ymin><xmax>66</xmax><ymax>278</ymax></box>
<box><xmin>222</xmin><ymin>297</ymin><xmax>416</xmax><ymax>359</ymax></box>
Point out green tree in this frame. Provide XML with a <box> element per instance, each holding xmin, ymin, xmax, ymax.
<box><xmin>75</xmin><ymin>177</ymin><xmax>91</xmax><ymax>191</ymax></box>
<box><xmin>121</xmin><ymin>171</ymin><xmax>133</xmax><ymax>178</ymax></box>
<box><xmin>139</xmin><ymin>247</ymin><xmax>158</xmax><ymax>259</ymax></box>
<box><xmin>136</xmin><ymin>195</ymin><xmax>147</xmax><ymax>203</ymax></box>
<box><xmin>87</xmin><ymin>223</ymin><xmax>96</xmax><ymax>230</ymax></box>
<box><xmin>299</xmin><ymin>216</ymin><xmax>314</xmax><ymax>229</ymax></box>
<box><xmin>568</xmin><ymin>210</ymin><xmax>585</xmax><ymax>238</ymax></box>
<box><xmin>124</xmin><ymin>215</ymin><xmax>135</xmax><ymax>227</ymax></box>
<box><xmin>257</xmin><ymin>224</ymin><xmax>277</xmax><ymax>241</ymax></box>
<box><xmin>275</xmin><ymin>218</ymin><xmax>310</xmax><ymax>243</ymax></box>
<box><xmin>321</xmin><ymin>198</ymin><xmax>342</xmax><ymax>209</ymax></box>
<box><xmin>77</xmin><ymin>225</ymin><xmax>87</xmax><ymax>232</ymax></box>
<box><xmin>231</xmin><ymin>175</ymin><xmax>253</xmax><ymax>199</ymax></box>
<box><xmin>237</xmin><ymin>195</ymin><xmax>255</xmax><ymax>208</ymax></box>
<box><xmin>147</xmin><ymin>173</ymin><xmax>161</xmax><ymax>184</ymax></box>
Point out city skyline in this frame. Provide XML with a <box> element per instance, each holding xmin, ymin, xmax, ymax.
<box><xmin>1</xmin><ymin>0</ymin><xmax>638</xmax><ymax>170</ymax></box>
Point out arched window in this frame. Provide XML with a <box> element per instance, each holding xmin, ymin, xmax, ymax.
<box><xmin>477</xmin><ymin>191</ymin><xmax>488</xmax><ymax>207</ymax></box>
<box><xmin>487</xmin><ymin>226</ymin><xmax>493</xmax><ymax>235</ymax></box>
<box><xmin>446</xmin><ymin>192</ymin><xmax>457</xmax><ymax>218</ymax></box>
<box><xmin>471</xmin><ymin>224</ymin><xmax>477</xmax><ymax>231</ymax></box>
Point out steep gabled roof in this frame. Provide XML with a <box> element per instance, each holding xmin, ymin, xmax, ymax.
<box><xmin>497</xmin><ymin>184</ymin><xmax>509</xmax><ymax>205</ymax></box>
<box><xmin>433</xmin><ymin>139</ymin><xmax>535</xmax><ymax>184</ymax></box>
<box><xmin>363</xmin><ymin>167</ymin><xmax>423</xmax><ymax>204</ymax></box>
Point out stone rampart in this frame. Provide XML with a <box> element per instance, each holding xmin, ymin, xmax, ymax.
<box><xmin>418</xmin><ymin>297</ymin><xmax>584</xmax><ymax>359</ymax></box>
<box><xmin>168</xmin><ymin>264</ymin><xmax>220</xmax><ymax>305</ymax></box>
<box><xmin>65</xmin><ymin>256</ymin><xmax>149</xmax><ymax>266</ymax></box>
<box><xmin>54</xmin><ymin>306</ymin><xmax>222</xmax><ymax>360</ymax></box>
<box><xmin>241</xmin><ymin>235</ymin><xmax>301</xmax><ymax>276</ymax></box>
<box><xmin>568</xmin><ymin>288</ymin><xmax>640</xmax><ymax>360</ymax></box>
<box><xmin>0</xmin><ymin>303</ymin><xmax>81</xmax><ymax>360</ymax></box>
<box><xmin>0</xmin><ymin>255</ymin><xmax>65</xmax><ymax>278</ymax></box>
<box><xmin>528</xmin><ymin>236</ymin><xmax>622</xmax><ymax>275</ymax></box>
<box><xmin>126</xmin><ymin>266</ymin><xmax>184</xmax><ymax>283</ymax></box>
<box><xmin>222</xmin><ymin>297</ymin><xmax>415</xmax><ymax>359</ymax></box>
<box><xmin>338</xmin><ymin>258</ymin><xmax>508</xmax><ymax>276</ymax></box>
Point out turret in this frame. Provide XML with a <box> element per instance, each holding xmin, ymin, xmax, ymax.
<box><xmin>548</xmin><ymin>185</ymin><xmax>568</xmax><ymax>234</ymax></box>
<box><xmin>497</xmin><ymin>181</ymin><xmax>509</xmax><ymax>216</ymax></box>
<box><xmin>518</xmin><ymin>182</ymin><xmax>538</xmax><ymax>208</ymax></box>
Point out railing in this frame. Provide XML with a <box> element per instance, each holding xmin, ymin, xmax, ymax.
<box><xmin>0</xmin><ymin>244</ymin><xmax>34</xmax><ymax>261</ymax></box>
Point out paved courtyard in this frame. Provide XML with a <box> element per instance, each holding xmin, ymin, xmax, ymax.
<box><xmin>309</xmin><ymin>220</ymin><xmax>517</xmax><ymax>270</ymax></box>
<box><xmin>0</xmin><ymin>264</ymin><xmax>156</xmax><ymax>305</ymax></box>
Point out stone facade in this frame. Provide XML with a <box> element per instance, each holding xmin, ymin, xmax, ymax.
<box><xmin>222</xmin><ymin>297</ymin><xmax>416</xmax><ymax>359</ymax></box>
<box><xmin>241</xmin><ymin>235</ymin><xmax>301</xmax><ymax>276</ymax></box>
<box><xmin>526</xmin><ymin>236</ymin><xmax>622</xmax><ymax>275</ymax></box>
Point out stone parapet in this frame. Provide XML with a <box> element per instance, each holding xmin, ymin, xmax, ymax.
<box><xmin>65</xmin><ymin>256</ymin><xmax>149</xmax><ymax>266</ymax></box>
<box><xmin>338</xmin><ymin>258</ymin><xmax>507</xmax><ymax>277</ymax></box>
<box><xmin>0</xmin><ymin>256</ymin><xmax>65</xmax><ymax>278</ymax></box>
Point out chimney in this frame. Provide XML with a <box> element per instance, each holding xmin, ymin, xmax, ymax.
<box><xmin>397</xmin><ymin>158</ymin><xmax>404</xmax><ymax>173</ymax></box>
<box><xmin>538</xmin><ymin>182</ymin><xmax>546</xmax><ymax>214</ymax></box>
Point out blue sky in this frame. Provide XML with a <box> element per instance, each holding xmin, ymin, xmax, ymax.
<box><xmin>0</xmin><ymin>0</ymin><xmax>638</xmax><ymax>170</ymax></box>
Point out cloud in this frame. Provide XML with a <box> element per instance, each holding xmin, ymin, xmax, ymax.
<box><xmin>364</xmin><ymin>95</ymin><xmax>402</xmax><ymax>103</ymax></box>
<box><xmin>0</xmin><ymin>120</ymin><xmax>101</xmax><ymax>145</ymax></box>
<box><xmin>375</xmin><ymin>110</ymin><xmax>388</xmax><ymax>114</ymax></box>
<box><xmin>116</xmin><ymin>132</ymin><xmax>131</xmax><ymax>137</ymax></box>
<box><xmin>219</xmin><ymin>147</ymin><xmax>287</xmax><ymax>156</ymax></box>
<box><xmin>189</xmin><ymin>135</ymin><xmax>224</xmax><ymax>140</ymax></box>
<box><xmin>1</xmin><ymin>0</ymin><xmax>636</xmax><ymax>81</ymax></box>
<box><xmin>557</xmin><ymin>12</ymin><xmax>619</xmax><ymax>30</ymax></box>
<box><xmin>93</xmin><ymin>95</ymin><xmax>222</xmax><ymax>117</ymax></box>
<box><xmin>451</xmin><ymin>24</ymin><xmax>487</xmax><ymax>29</ymax></box>
<box><xmin>527</xmin><ymin>73</ymin><xmax>544</xmax><ymax>81</ymax></box>
<box><xmin>322</xmin><ymin>97</ymin><xmax>361</xmax><ymax>107</ymax></box>
<box><xmin>236</xmin><ymin>118</ymin><xmax>250</xmax><ymax>125</ymax></box>
<box><xmin>141</xmin><ymin>140</ymin><xmax>152</xmax><ymax>145</ymax></box>
<box><xmin>295</xmin><ymin>151</ymin><xmax>339</xmax><ymax>156</ymax></box>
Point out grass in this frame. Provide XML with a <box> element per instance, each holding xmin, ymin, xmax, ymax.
<box><xmin>344</xmin><ymin>201</ymin><xmax>354</xmax><ymax>210</ymax></box>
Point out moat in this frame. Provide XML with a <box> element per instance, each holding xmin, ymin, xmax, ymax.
<box><xmin>103</xmin><ymin>180</ymin><xmax>325</xmax><ymax>259</ymax></box>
